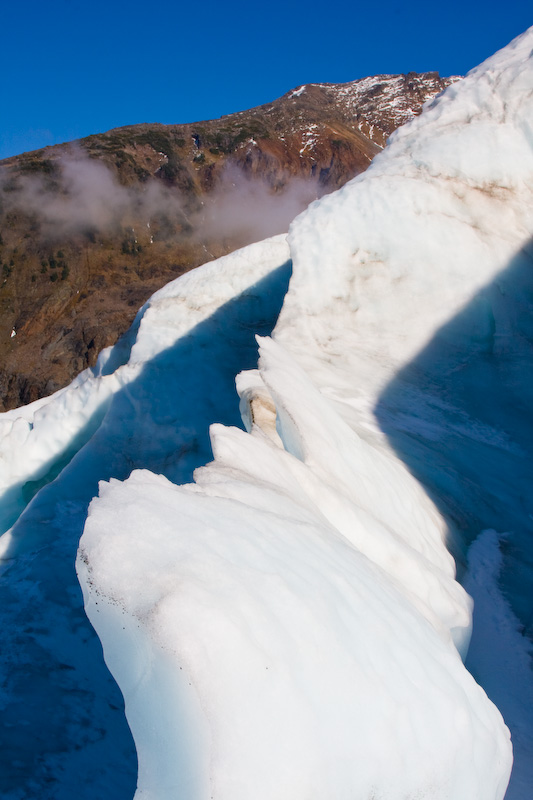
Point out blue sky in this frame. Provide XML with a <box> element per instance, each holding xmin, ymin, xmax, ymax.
<box><xmin>0</xmin><ymin>0</ymin><xmax>530</xmax><ymax>160</ymax></box>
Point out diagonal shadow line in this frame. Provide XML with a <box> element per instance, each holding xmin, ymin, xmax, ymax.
<box><xmin>374</xmin><ymin>240</ymin><xmax>533</xmax><ymax>628</ymax></box>
<box><xmin>0</xmin><ymin>259</ymin><xmax>292</xmax><ymax>800</ymax></box>
<box><xmin>374</xmin><ymin>239</ymin><xmax>533</xmax><ymax>797</ymax></box>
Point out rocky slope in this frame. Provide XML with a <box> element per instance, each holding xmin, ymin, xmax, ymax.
<box><xmin>0</xmin><ymin>71</ymin><xmax>458</xmax><ymax>410</ymax></box>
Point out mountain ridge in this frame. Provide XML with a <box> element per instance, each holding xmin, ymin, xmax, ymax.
<box><xmin>0</xmin><ymin>71</ymin><xmax>459</xmax><ymax>410</ymax></box>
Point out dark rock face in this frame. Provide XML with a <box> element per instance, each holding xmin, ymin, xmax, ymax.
<box><xmin>0</xmin><ymin>72</ymin><xmax>459</xmax><ymax>411</ymax></box>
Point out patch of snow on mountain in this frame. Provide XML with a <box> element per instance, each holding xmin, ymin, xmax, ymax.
<box><xmin>289</xmin><ymin>85</ymin><xmax>306</xmax><ymax>98</ymax></box>
<box><xmin>299</xmin><ymin>124</ymin><xmax>319</xmax><ymax>155</ymax></box>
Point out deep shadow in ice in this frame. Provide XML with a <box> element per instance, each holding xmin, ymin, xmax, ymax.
<box><xmin>0</xmin><ymin>260</ymin><xmax>292</xmax><ymax>800</ymax></box>
<box><xmin>374</xmin><ymin>240</ymin><xmax>533</xmax><ymax>633</ymax></box>
<box><xmin>374</xmin><ymin>241</ymin><xmax>533</xmax><ymax>797</ymax></box>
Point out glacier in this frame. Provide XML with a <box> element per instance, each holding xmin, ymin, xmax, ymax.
<box><xmin>2</xmin><ymin>27</ymin><xmax>533</xmax><ymax>800</ymax></box>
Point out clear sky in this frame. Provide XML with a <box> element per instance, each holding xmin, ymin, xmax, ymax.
<box><xmin>0</xmin><ymin>0</ymin><xmax>531</xmax><ymax>160</ymax></box>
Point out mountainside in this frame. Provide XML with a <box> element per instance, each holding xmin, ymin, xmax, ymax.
<box><xmin>0</xmin><ymin>71</ymin><xmax>457</xmax><ymax>410</ymax></box>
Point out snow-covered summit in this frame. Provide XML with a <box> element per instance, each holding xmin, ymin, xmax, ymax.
<box><xmin>310</xmin><ymin>71</ymin><xmax>461</xmax><ymax>144</ymax></box>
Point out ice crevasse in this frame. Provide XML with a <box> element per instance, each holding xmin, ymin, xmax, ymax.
<box><xmin>4</xmin><ymin>26</ymin><xmax>533</xmax><ymax>800</ymax></box>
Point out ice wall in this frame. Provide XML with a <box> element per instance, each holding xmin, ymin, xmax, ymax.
<box><xmin>273</xmin><ymin>31</ymin><xmax>533</xmax><ymax>797</ymax></box>
<box><xmin>276</xmin><ymin>27</ymin><xmax>533</xmax><ymax>797</ymax></box>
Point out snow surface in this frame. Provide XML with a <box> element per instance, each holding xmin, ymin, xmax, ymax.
<box><xmin>1</xmin><ymin>26</ymin><xmax>533</xmax><ymax>800</ymax></box>
<box><xmin>77</xmin><ymin>27</ymin><xmax>533</xmax><ymax>800</ymax></box>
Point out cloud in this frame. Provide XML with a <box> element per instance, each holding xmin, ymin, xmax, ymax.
<box><xmin>0</xmin><ymin>148</ymin><xmax>186</xmax><ymax>238</ymax></box>
<box><xmin>194</xmin><ymin>163</ymin><xmax>321</xmax><ymax>245</ymax></box>
<box><xmin>0</xmin><ymin>149</ymin><xmax>321</xmax><ymax>246</ymax></box>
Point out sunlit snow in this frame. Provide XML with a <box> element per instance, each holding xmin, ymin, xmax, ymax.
<box><xmin>1</xmin><ymin>26</ymin><xmax>533</xmax><ymax>800</ymax></box>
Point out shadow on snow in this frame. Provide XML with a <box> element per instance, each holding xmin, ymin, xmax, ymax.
<box><xmin>0</xmin><ymin>260</ymin><xmax>292</xmax><ymax>800</ymax></box>
<box><xmin>374</xmin><ymin>240</ymin><xmax>533</xmax><ymax>799</ymax></box>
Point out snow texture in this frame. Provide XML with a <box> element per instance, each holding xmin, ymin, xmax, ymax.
<box><xmin>1</xmin><ymin>26</ymin><xmax>533</xmax><ymax>800</ymax></box>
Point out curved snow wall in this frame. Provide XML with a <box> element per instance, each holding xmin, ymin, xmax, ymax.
<box><xmin>0</xmin><ymin>242</ymin><xmax>292</xmax><ymax>800</ymax></box>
